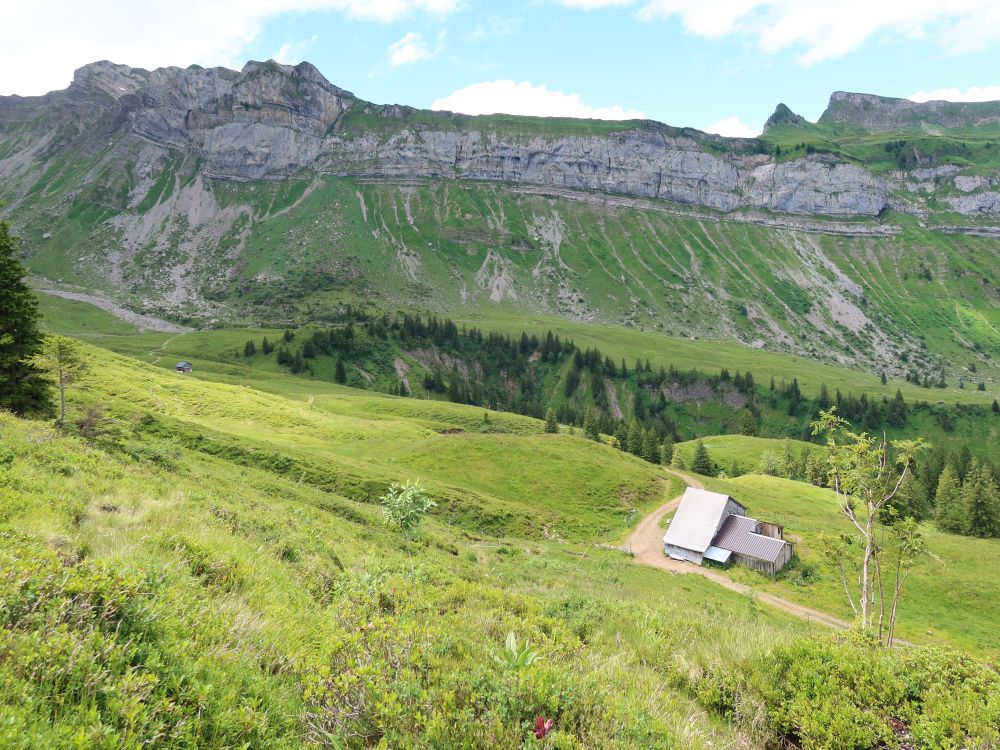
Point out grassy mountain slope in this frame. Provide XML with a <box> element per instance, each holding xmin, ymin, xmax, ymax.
<box><xmin>2</xmin><ymin>343</ymin><xmax>812</xmax><ymax>748</ymax></box>
<box><xmin>4</xmin><ymin>341</ymin><xmax>998</xmax><ymax>747</ymax></box>
<box><xmin>8</xmin><ymin>153</ymin><xmax>1000</xmax><ymax>382</ymax></box>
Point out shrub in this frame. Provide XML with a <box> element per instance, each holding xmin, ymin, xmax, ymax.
<box><xmin>380</xmin><ymin>480</ymin><xmax>436</xmax><ymax>532</ymax></box>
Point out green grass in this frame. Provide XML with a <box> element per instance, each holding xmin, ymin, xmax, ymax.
<box><xmin>35</xmin><ymin>291</ymin><xmax>139</xmax><ymax>336</ymax></box>
<box><xmin>696</xmin><ymin>472</ymin><xmax>1000</xmax><ymax>656</ymax></box>
<box><xmin>1</xmin><ymin>343</ymin><xmax>824</xmax><ymax>748</ymax></box>
<box><xmin>673</xmin><ymin>435</ymin><xmax>826</xmax><ymax>474</ymax></box>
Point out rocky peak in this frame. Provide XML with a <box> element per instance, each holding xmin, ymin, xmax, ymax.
<box><xmin>820</xmin><ymin>90</ymin><xmax>1000</xmax><ymax>131</ymax></box>
<box><xmin>763</xmin><ymin>103</ymin><xmax>807</xmax><ymax>131</ymax></box>
<box><xmin>239</xmin><ymin>60</ymin><xmax>355</xmax><ymax>99</ymax></box>
<box><xmin>70</xmin><ymin>60</ymin><xmax>151</xmax><ymax>98</ymax></box>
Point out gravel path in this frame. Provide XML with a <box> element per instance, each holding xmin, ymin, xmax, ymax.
<box><xmin>39</xmin><ymin>289</ymin><xmax>193</xmax><ymax>333</ymax></box>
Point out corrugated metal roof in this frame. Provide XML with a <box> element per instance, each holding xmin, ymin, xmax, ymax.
<box><xmin>713</xmin><ymin>514</ymin><xmax>789</xmax><ymax>563</ymax></box>
<box><xmin>703</xmin><ymin>546</ymin><xmax>733</xmax><ymax>563</ymax></box>
<box><xmin>662</xmin><ymin>488</ymin><xmax>735</xmax><ymax>554</ymax></box>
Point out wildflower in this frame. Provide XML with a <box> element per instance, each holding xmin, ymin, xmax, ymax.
<box><xmin>534</xmin><ymin>716</ymin><xmax>554</xmax><ymax>739</ymax></box>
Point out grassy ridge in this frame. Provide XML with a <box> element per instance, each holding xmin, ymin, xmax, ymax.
<box><xmin>2</xmin><ymin>345</ymin><xmax>819</xmax><ymax>748</ymax></box>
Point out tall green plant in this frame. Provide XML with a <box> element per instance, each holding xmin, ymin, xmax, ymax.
<box><xmin>812</xmin><ymin>409</ymin><xmax>926</xmax><ymax>642</ymax></box>
<box><xmin>380</xmin><ymin>481</ymin><xmax>435</xmax><ymax>532</ymax></box>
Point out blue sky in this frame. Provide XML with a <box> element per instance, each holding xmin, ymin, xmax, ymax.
<box><xmin>7</xmin><ymin>1</ymin><xmax>1000</xmax><ymax>136</ymax></box>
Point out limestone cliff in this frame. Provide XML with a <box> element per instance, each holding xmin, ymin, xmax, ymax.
<box><xmin>0</xmin><ymin>60</ymin><xmax>888</xmax><ymax>218</ymax></box>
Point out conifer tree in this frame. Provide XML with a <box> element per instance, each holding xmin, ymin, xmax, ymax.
<box><xmin>934</xmin><ymin>464</ymin><xmax>964</xmax><ymax>533</ymax></box>
<box><xmin>884</xmin><ymin>471</ymin><xmax>930</xmax><ymax>522</ymax></box>
<box><xmin>334</xmin><ymin>355</ymin><xmax>347</xmax><ymax>384</ymax></box>
<box><xmin>739</xmin><ymin>409</ymin><xmax>757</xmax><ymax>436</ymax></box>
<box><xmin>244</xmin><ymin>340</ymin><xmax>257</xmax><ymax>357</ymax></box>
<box><xmin>544</xmin><ymin>408</ymin><xmax>558</xmax><ymax>434</ymax></box>
<box><xmin>0</xmin><ymin>219</ymin><xmax>51</xmax><ymax>415</ymax></box>
<box><xmin>641</xmin><ymin>428</ymin><xmax>659</xmax><ymax>464</ymax></box>
<box><xmin>691</xmin><ymin>439</ymin><xmax>714</xmax><ymax>476</ymax></box>
<box><xmin>583</xmin><ymin>406</ymin><xmax>600</xmax><ymax>441</ymax></box>
<box><xmin>962</xmin><ymin>460</ymin><xmax>1000</xmax><ymax>538</ymax></box>
<box><xmin>660</xmin><ymin>436</ymin><xmax>674</xmax><ymax>466</ymax></box>
<box><xmin>626</xmin><ymin>420</ymin><xmax>643</xmax><ymax>456</ymax></box>
<box><xmin>612</xmin><ymin>422</ymin><xmax>628</xmax><ymax>450</ymax></box>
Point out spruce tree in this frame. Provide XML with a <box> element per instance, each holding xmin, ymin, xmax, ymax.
<box><xmin>884</xmin><ymin>471</ymin><xmax>930</xmax><ymax>523</ymax></box>
<box><xmin>626</xmin><ymin>420</ymin><xmax>643</xmax><ymax>456</ymax></box>
<box><xmin>334</xmin><ymin>355</ymin><xmax>347</xmax><ymax>384</ymax></box>
<box><xmin>641</xmin><ymin>428</ymin><xmax>659</xmax><ymax>464</ymax></box>
<box><xmin>660</xmin><ymin>436</ymin><xmax>674</xmax><ymax>466</ymax></box>
<box><xmin>583</xmin><ymin>406</ymin><xmax>600</xmax><ymax>441</ymax></box>
<box><xmin>691</xmin><ymin>439</ymin><xmax>714</xmax><ymax>476</ymax></box>
<box><xmin>739</xmin><ymin>409</ymin><xmax>757</xmax><ymax>436</ymax></box>
<box><xmin>962</xmin><ymin>460</ymin><xmax>1000</xmax><ymax>538</ymax></box>
<box><xmin>934</xmin><ymin>464</ymin><xmax>964</xmax><ymax>533</ymax></box>
<box><xmin>244</xmin><ymin>340</ymin><xmax>257</xmax><ymax>357</ymax></box>
<box><xmin>612</xmin><ymin>422</ymin><xmax>628</xmax><ymax>450</ymax></box>
<box><xmin>544</xmin><ymin>408</ymin><xmax>558</xmax><ymax>434</ymax></box>
<box><xmin>0</xmin><ymin>219</ymin><xmax>51</xmax><ymax>415</ymax></box>
<box><xmin>993</xmin><ymin>399</ymin><xmax>999</xmax><ymax>414</ymax></box>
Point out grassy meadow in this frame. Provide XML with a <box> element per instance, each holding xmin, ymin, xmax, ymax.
<box><xmin>2</xmin><ymin>341</ymin><xmax>820</xmax><ymax>748</ymax></box>
<box><xmin>2</xmin><ymin>328</ymin><xmax>998</xmax><ymax>746</ymax></box>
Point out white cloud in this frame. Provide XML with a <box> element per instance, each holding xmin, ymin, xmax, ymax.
<box><xmin>704</xmin><ymin>115</ymin><xmax>760</xmax><ymax>137</ymax></box>
<box><xmin>431</xmin><ymin>80</ymin><xmax>645</xmax><ymax>119</ymax></box>
<box><xmin>561</xmin><ymin>0</ymin><xmax>1000</xmax><ymax>65</ymax></box>
<box><xmin>908</xmin><ymin>85</ymin><xmax>1000</xmax><ymax>103</ymax></box>
<box><xmin>558</xmin><ymin>0</ymin><xmax>633</xmax><ymax>9</ymax></box>
<box><xmin>386</xmin><ymin>32</ymin><xmax>435</xmax><ymax>67</ymax></box>
<box><xmin>467</xmin><ymin>14</ymin><xmax>523</xmax><ymax>41</ymax></box>
<box><xmin>1</xmin><ymin>0</ymin><xmax>462</xmax><ymax>95</ymax></box>
<box><xmin>271</xmin><ymin>36</ymin><xmax>318</xmax><ymax>65</ymax></box>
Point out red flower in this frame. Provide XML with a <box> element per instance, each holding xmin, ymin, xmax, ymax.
<box><xmin>534</xmin><ymin>716</ymin><xmax>554</xmax><ymax>739</ymax></box>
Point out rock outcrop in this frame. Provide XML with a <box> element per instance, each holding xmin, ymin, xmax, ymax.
<box><xmin>819</xmin><ymin>91</ymin><xmax>1000</xmax><ymax>131</ymax></box>
<box><xmin>1</xmin><ymin>61</ymin><xmax>998</xmax><ymax>220</ymax></box>
<box><xmin>0</xmin><ymin>60</ymin><xmax>889</xmax><ymax>218</ymax></box>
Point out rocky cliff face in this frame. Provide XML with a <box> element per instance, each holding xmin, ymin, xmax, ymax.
<box><xmin>4</xmin><ymin>61</ymin><xmax>1000</xmax><ymax>224</ymax></box>
<box><xmin>820</xmin><ymin>91</ymin><xmax>1000</xmax><ymax>131</ymax></box>
<box><xmin>1</xmin><ymin>60</ymin><xmax>890</xmax><ymax>218</ymax></box>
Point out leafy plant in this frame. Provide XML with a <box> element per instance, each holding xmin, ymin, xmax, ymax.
<box><xmin>495</xmin><ymin>631</ymin><xmax>540</xmax><ymax>670</ymax></box>
<box><xmin>380</xmin><ymin>480</ymin><xmax>436</xmax><ymax>532</ymax></box>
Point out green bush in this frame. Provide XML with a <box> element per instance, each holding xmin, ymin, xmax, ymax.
<box><xmin>687</xmin><ymin>634</ymin><xmax>1000</xmax><ymax>750</ymax></box>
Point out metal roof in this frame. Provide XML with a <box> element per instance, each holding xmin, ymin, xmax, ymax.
<box><xmin>713</xmin><ymin>514</ymin><xmax>789</xmax><ymax>563</ymax></box>
<box><xmin>703</xmin><ymin>546</ymin><xmax>733</xmax><ymax>563</ymax></box>
<box><xmin>662</xmin><ymin>488</ymin><xmax>739</xmax><ymax>554</ymax></box>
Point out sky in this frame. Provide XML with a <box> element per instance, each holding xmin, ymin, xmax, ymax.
<box><xmin>5</xmin><ymin>1</ymin><xmax>1000</xmax><ymax>136</ymax></box>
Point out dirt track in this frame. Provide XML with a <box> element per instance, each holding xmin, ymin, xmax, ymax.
<box><xmin>627</xmin><ymin>469</ymin><xmax>853</xmax><ymax>631</ymax></box>
<box><xmin>38</xmin><ymin>289</ymin><xmax>193</xmax><ymax>333</ymax></box>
